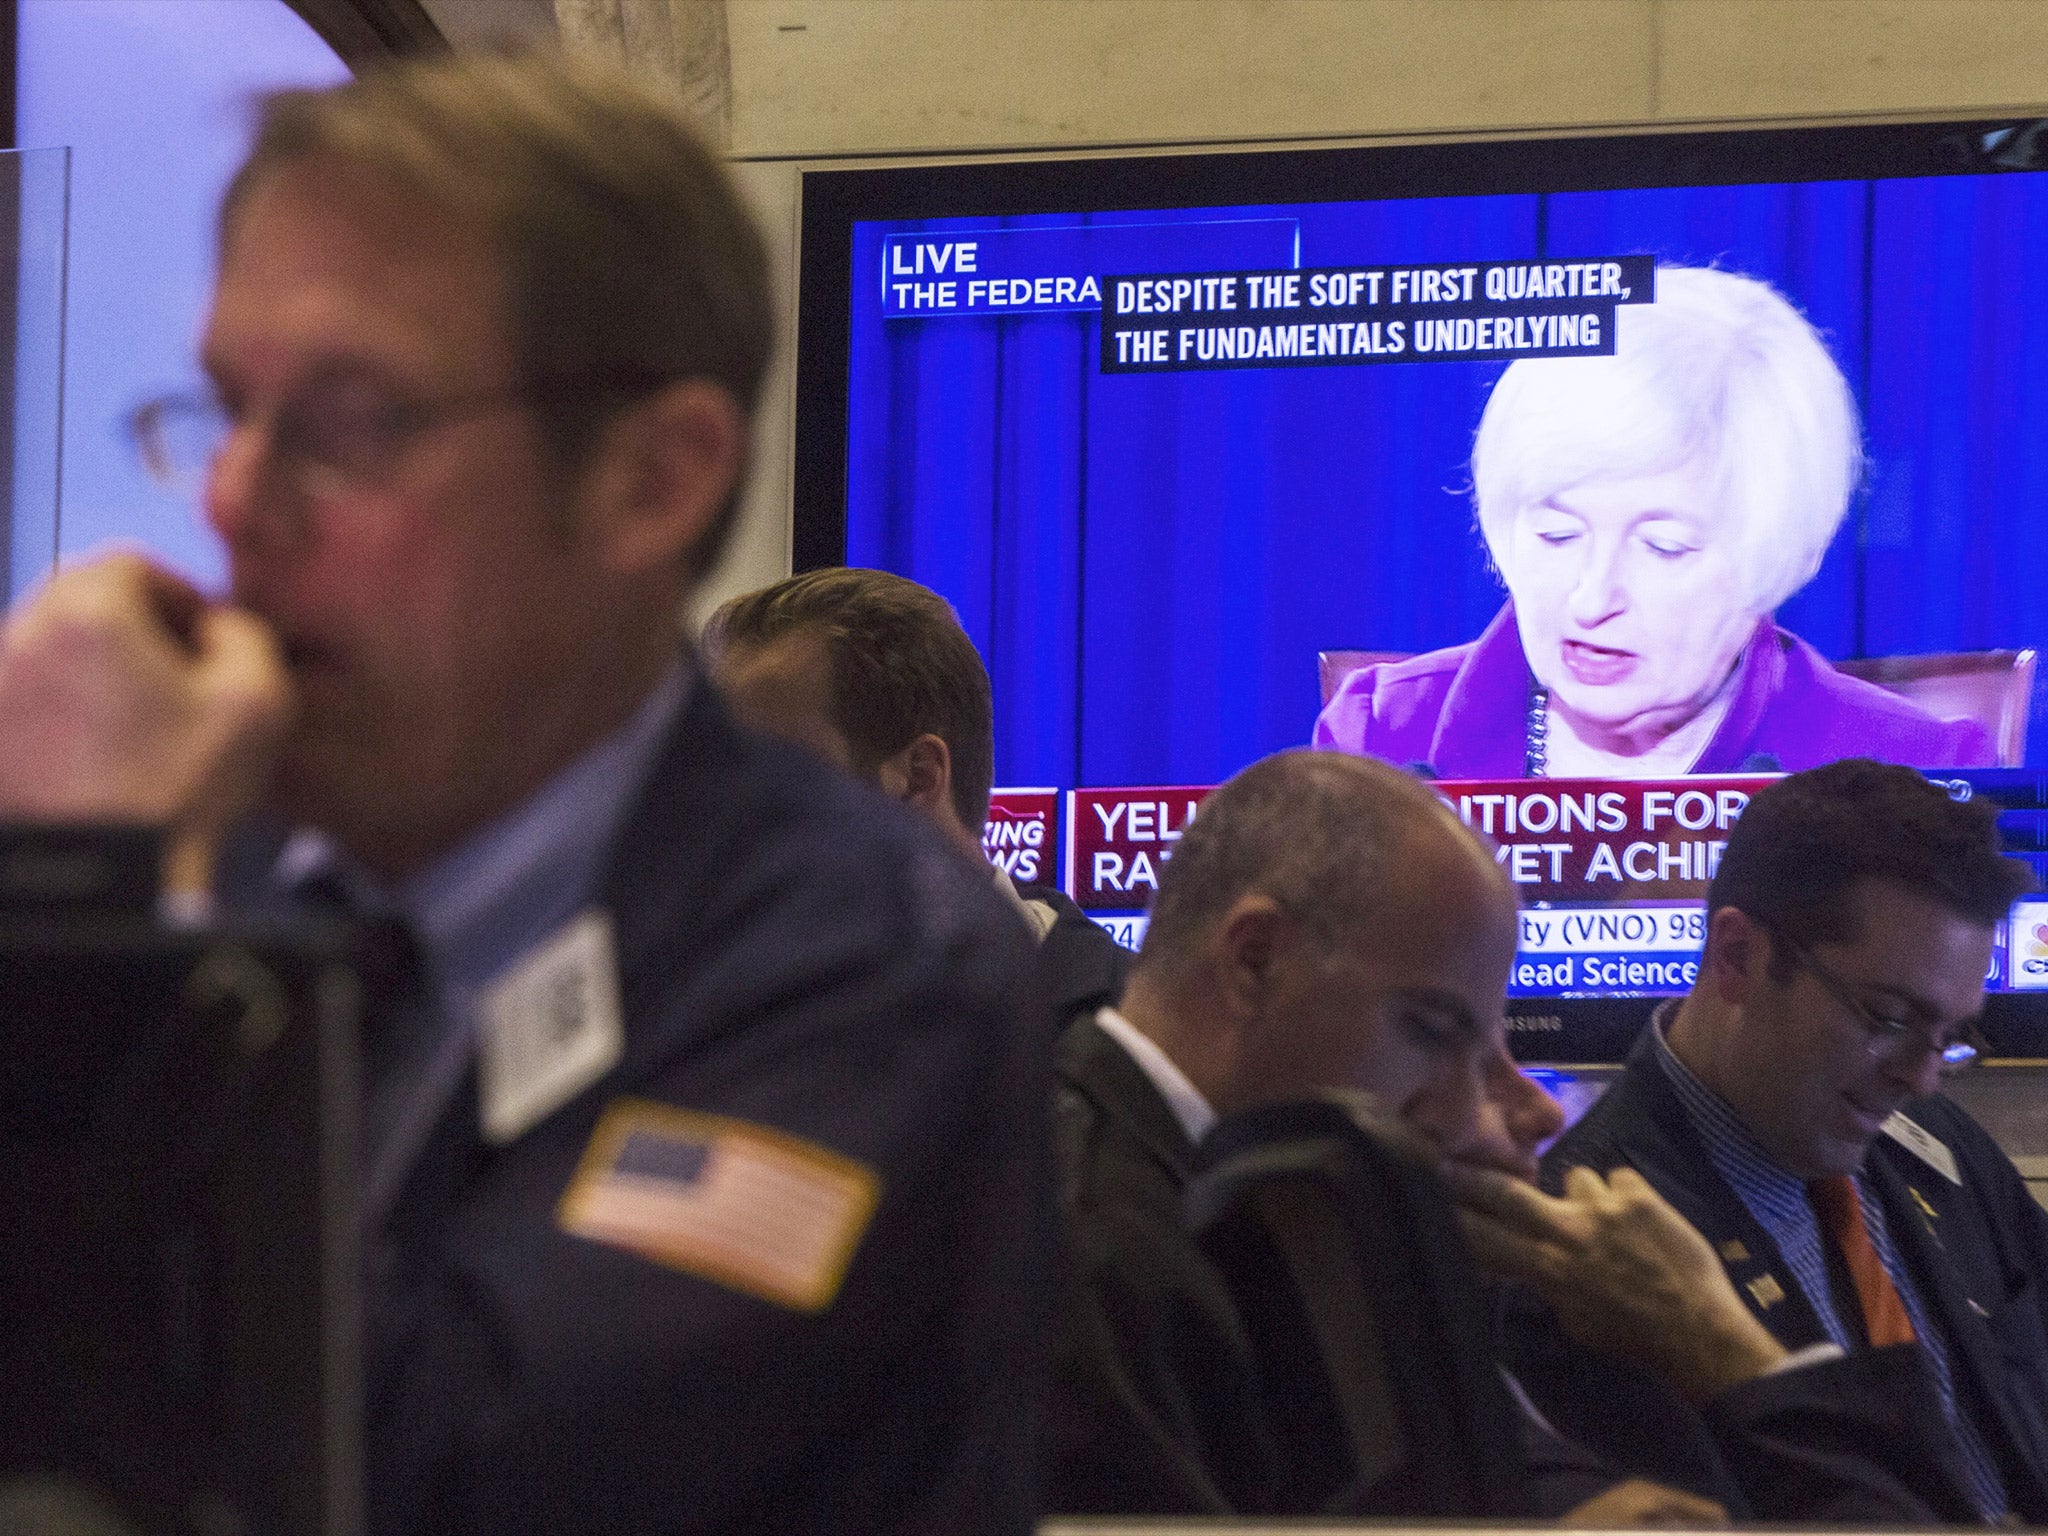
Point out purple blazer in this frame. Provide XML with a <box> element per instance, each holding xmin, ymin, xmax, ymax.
<box><xmin>1312</xmin><ymin>602</ymin><xmax>1997</xmax><ymax>778</ymax></box>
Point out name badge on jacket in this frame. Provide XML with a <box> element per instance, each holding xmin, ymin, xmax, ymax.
<box><xmin>1883</xmin><ymin>1111</ymin><xmax>1962</xmax><ymax>1186</ymax></box>
<box><xmin>480</xmin><ymin>910</ymin><xmax>626</xmax><ymax>1144</ymax></box>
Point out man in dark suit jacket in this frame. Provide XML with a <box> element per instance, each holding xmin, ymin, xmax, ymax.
<box><xmin>1508</xmin><ymin>759</ymin><xmax>2046</xmax><ymax>1524</ymax></box>
<box><xmin>1017</xmin><ymin>877</ymin><xmax>1131</xmax><ymax>1026</ymax></box>
<box><xmin>0</xmin><ymin>52</ymin><xmax>1048</xmax><ymax>1536</ymax></box>
<box><xmin>352</xmin><ymin>681</ymin><xmax>1049</xmax><ymax>1534</ymax></box>
<box><xmin>1052</xmin><ymin>973</ymin><xmax>1620</xmax><ymax>1517</ymax></box>
<box><xmin>706</xmin><ymin>565</ymin><xmax>1132</xmax><ymax>1027</ymax></box>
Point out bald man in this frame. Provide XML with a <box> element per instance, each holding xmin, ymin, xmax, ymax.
<box><xmin>1052</xmin><ymin>749</ymin><xmax>1971</xmax><ymax>1522</ymax></box>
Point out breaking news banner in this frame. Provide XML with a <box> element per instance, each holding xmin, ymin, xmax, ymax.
<box><xmin>983</xmin><ymin>788</ymin><xmax>1060</xmax><ymax>886</ymax></box>
<box><xmin>1101</xmin><ymin>255</ymin><xmax>1656</xmax><ymax>374</ymax></box>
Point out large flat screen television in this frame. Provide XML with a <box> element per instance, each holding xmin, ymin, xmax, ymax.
<box><xmin>796</xmin><ymin>115</ymin><xmax>2048</xmax><ymax>1062</ymax></box>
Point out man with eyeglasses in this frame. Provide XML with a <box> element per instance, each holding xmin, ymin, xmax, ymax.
<box><xmin>1480</xmin><ymin>757</ymin><xmax>2048</xmax><ymax>1523</ymax></box>
<box><xmin>0</xmin><ymin>52</ymin><xmax>1048</xmax><ymax>1536</ymax></box>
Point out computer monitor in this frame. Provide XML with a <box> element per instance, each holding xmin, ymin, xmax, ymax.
<box><xmin>0</xmin><ymin>913</ymin><xmax>363</xmax><ymax>1536</ymax></box>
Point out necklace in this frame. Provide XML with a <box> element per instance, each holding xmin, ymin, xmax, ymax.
<box><xmin>1525</xmin><ymin>685</ymin><xmax>1549</xmax><ymax>777</ymax></box>
<box><xmin>1528</xmin><ymin>682</ymin><xmax>1745</xmax><ymax>778</ymax></box>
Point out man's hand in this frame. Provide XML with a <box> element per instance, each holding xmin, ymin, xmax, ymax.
<box><xmin>0</xmin><ymin>553</ymin><xmax>292</xmax><ymax>894</ymax></box>
<box><xmin>1562</xmin><ymin>1477</ymin><xmax>1728</xmax><ymax>1528</ymax></box>
<box><xmin>1444</xmin><ymin>1160</ymin><xmax>1787</xmax><ymax>1401</ymax></box>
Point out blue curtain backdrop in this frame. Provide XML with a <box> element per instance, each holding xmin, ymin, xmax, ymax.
<box><xmin>844</xmin><ymin>173</ymin><xmax>2048</xmax><ymax>787</ymax></box>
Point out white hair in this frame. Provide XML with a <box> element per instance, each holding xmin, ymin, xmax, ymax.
<box><xmin>1473</xmin><ymin>266</ymin><xmax>1861</xmax><ymax>613</ymax></box>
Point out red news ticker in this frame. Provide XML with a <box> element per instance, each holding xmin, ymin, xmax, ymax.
<box><xmin>1062</xmin><ymin>774</ymin><xmax>1779</xmax><ymax>911</ymax></box>
<box><xmin>1439</xmin><ymin>775</ymin><xmax>1776</xmax><ymax>900</ymax></box>
<box><xmin>1065</xmin><ymin>787</ymin><xmax>1211</xmax><ymax>910</ymax></box>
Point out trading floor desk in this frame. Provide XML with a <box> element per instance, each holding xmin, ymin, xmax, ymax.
<box><xmin>1046</xmin><ymin>1524</ymin><xmax>1833</xmax><ymax>1534</ymax></box>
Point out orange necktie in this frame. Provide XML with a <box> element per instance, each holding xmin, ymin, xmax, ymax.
<box><xmin>1809</xmin><ymin>1174</ymin><xmax>1916</xmax><ymax>1347</ymax></box>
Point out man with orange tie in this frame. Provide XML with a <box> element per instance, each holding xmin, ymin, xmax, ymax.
<box><xmin>1490</xmin><ymin>759</ymin><xmax>2048</xmax><ymax>1523</ymax></box>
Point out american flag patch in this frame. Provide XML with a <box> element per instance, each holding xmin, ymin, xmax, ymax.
<box><xmin>557</xmin><ymin>1100</ymin><xmax>881</xmax><ymax>1312</ymax></box>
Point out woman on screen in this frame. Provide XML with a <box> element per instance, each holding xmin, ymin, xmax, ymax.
<box><xmin>1313</xmin><ymin>265</ymin><xmax>1994</xmax><ymax>779</ymax></box>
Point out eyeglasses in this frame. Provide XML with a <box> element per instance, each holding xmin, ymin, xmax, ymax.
<box><xmin>126</xmin><ymin>366</ymin><xmax>670</xmax><ymax>502</ymax></box>
<box><xmin>1768</xmin><ymin>925</ymin><xmax>1986</xmax><ymax>1073</ymax></box>
<box><xmin>129</xmin><ymin>379</ymin><xmax>532</xmax><ymax>502</ymax></box>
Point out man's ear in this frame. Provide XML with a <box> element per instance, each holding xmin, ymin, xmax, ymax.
<box><xmin>877</xmin><ymin>732</ymin><xmax>954</xmax><ymax>817</ymax></box>
<box><xmin>1704</xmin><ymin>904</ymin><xmax>1767</xmax><ymax>1006</ymax></box>
<box><xmin>579</xmin><ymin>379</ymin><xmax>747</xmax><ymax>578</ymax></box>
<box><xmin>878</xmin><ymin>733</ymin><xmax>988</xmax><ymax>859</ymax></box>
<box><xmin>1210</xmin><ymin>895</ymin><xmax>1292</xmax><ymax>1017</ymax></box>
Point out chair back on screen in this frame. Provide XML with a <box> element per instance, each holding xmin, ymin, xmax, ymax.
<box><xmin>1317</xmin><ymin>649</ymin><xmax>1409</xmax><ymax>708</ymax></box>
<box><xmin>1184</xmin><ymin>1094</ymin><xmax>1528</xmax><ymax>1519</ymax></box>
<box><xmin>1319</xmin><ymin>645</ymin><xmax>2036</xmax><ymax>766</ymax></box>
<box><xmin>1836</xmin><ymin>648</ymin><xmax>2037</xmax><ymax>767</ymax></box>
